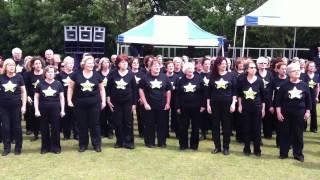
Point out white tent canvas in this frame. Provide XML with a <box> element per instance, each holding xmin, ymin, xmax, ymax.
<box><xmin>236</xmin><ymin>0</ymin><xmax>319</xmax><ymax>27</ymax></box>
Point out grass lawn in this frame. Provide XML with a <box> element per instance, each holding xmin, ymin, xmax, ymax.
<box><xmin>0</xmin><ymin>110</ymin><xmax>319</xmax><ymax>180</ymax></box>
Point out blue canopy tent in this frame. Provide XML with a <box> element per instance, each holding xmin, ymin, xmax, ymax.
<box><xmin>116</xmin><ymin>15</ymin><xmax>224</xmax><ymax>56</ymax></box>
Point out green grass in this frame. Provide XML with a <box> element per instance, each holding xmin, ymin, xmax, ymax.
<box><xmin>0</xmin><ymin>110</ymin><xmax>320</xmax><ymax>180</ymax></box>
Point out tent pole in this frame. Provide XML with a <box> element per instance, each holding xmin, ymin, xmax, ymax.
<box><xmin>293</xmin><ymin>27</ymin><xmax>297</xmax><ymax>57</ymax></box>
<box><xmin>233</xmin><ymin>25</ymin><xmax>237</xmax><ymax>60</ymax></box>
<box><xmin>117</xmin><ymin>43</ymin><xmax>119</xmax><ymax>55</ymax></box>
<box><xmin>242</xmin><ymin>26</ymin><xmax>247</xmax><ymax>57</ymax></box>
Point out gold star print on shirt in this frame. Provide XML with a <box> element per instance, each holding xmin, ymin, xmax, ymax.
<box><xmin>135</xmin><ymin>75</ymin><xmax>141</xmax><ymax>84</ymax></box>
<box><xmin>16</xmin><ymin>64</ymin><xmax>23</xmax><ymax>73</ymax></box>
<box><xmin>184</xmin><ymin>83</ymin><xmax>196</xmax><ymax>93</ymax></box>
<box><xmin>203</xmin><ymin>76</ymin><xmax>209</xmax><ymax>86</ymax></box>
<box><xmin>262</xmin><ymin>79</ymin><xmax>269</xmax><ymax>88</ymax></box>
<box><xmin>2</xmin><ymin>80</ymin><xmax>17</xmax><ymax>92</ymax></box>
<box><xmin>115</xmin><ymin>78</ymin><xmax>128</xmax><ymax>90</ymax></box>
<box><xmin>80</xmin><ymin>80</ymin><xmax>95</xmax><ymax>92</ymax></box>
<box><xmin>102</xmin><ymin>77</ymin><xmax>108</xmax><ymax>87</ymax></box>
<box><xmin>42</xmin><ymin>86</ymin><xmax>57</xmax><ymax>97</ymax></box>
<box><xmin>62</xmin><ymin>76</ymin><xmax>71</xmax><ymax>87</ymax></box>
<box><xmin>288</xmin><ymin>86</ymin><xmax>302</xmax><ymax>99</ymax></box>
<box><xmin>215</xmin><ymin>78</ymin><xmax>228</xmax><ymax>89</ymax></box>
<box><xmin>243</xmin><ymin>87</ymin><xmax>257</xmax><ymax>100</ymax></box>
<box><xmin>308</xmin><ymin>80</ymin><xmax>317</xmax><ymax>89</ymax></box>
<box><xmin>150</xmin><ymin>79</ymin><xmax>162</xmax><ymax>89</ymax></box>
<box><xmin>32</xmin><ymin>80</ymin><xmax>40</xmax><ymax>89</ymax></box>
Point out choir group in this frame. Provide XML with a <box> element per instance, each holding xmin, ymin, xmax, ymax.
<box><xmin>0</xmin><ymin>47</ymin><xmax>317</xmax><ymax>163</ymax></box>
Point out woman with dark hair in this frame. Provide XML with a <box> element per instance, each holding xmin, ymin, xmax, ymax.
<box><xmin>56</xmin><ymin>56</ymin><xmax>77</xmax><ymax>140</ymax></box>
<box><xmin>199</xmin><ymin>57</ymin><xmax>211</xmax><ymax>140</ymax></box>
<box><xmin>276</xmin><ymin>63</ymin><xmax>311</xmax><ymax>162</ymax></box>
<box><xmin>139</xmin><ymin>58</ymin><xmax>171</xmax><ymax>148</ymax></box>
<box><xmin>206</xmin><ymin>57</ymin><xmax>237</xmax><ymax>155</ymax></box>
<box><xmin>107</xmin><ymin>54</ymin><xmax>137</xmax><ymax>149</ymax></box>
<box><xmin>165</xmin><ymin>60</ymin><xmax>179</xmax><ymax>138</ymax></box>
<box><xmin>130</xmin><ymin>57</ymin><xmax>145</xmax><ymax>138</ymax></box>
<box><xmin>301</xmin><ymin>61</ymin><xmax>319</xmax><ymax>133</ymax></box>
<box><xmin>97</xmin><ymin>57</ymin><xmax>113</xmax><ymax>139</ymax></box>
<box><xmin>0</xmin><ymin>59</ymin><xmax>27</xmax><ymax>156</ymax></box>
<box><xmin>238</xmin><ymin>60</ymin><xmax>265</xmax><ymax>156</ymax></box>
<box><xmin>176</xmin><ymin>62</ymin><xmax>205</xmax><ymax>150</ymax></box>
<box><xmin>68</xmin><ymin>55</ymin><xmax>106</xmax><ymax>152</ymax></box>
<box><xmin>24</xmin><ymin>56</ymin><xmax>45</xmax><ymax>141</ymax></box>
<box><xmin>34</xmin><ymin>66</ymin><xmax>65</xmax><ymax>154</ymax></box>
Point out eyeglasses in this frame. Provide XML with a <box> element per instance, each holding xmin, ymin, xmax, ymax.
<box><xmin>249</xmin><ymin>67</ymin><xmax>256</xmax><ymax>69</ymax></box>
<box><xmin>259</xmin><ymin>63</ymin><xmax>267</xmax><ymax>65</ymax></box>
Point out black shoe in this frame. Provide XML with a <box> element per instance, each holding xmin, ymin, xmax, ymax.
<box><xmin>40</xmin><ymin>149</ymin><xmax>48</xmax><ymax>154</ymax></box>
<box><xmin>63</xmin><ymin>137</ymin><xmax>70</xmax><ymax>141</ymax></box>
<box><xmin>190</xmin><ymin>146</ymin><xmax>198</xmax><ymax>151</ymax></box>
<box><xmin>199</xmin><ymin>133</ymin><xmax>207</xmax><ymax>140</ymax></box>
<box><xmin>113</xmin><ymin>143</ymin><xmax>123</xmax><ymax>149</ymax></box>
<box><xmin>52</xmin><ymin>150</ymin><xmax>61</xmax><ymax>154</ymax></box>
<box><xmin>11</xmin><ymin>140</ymin><xmax>15</xmax><ymax>144</ymax></box>
<box><xmin>14</xmin><ymin>149</ymin><xmax>21</xmax><ymax>155</ymax></box>
<box><xmin>73</xmin><ymin>135</ymin><xmax>79</xmax><ymax>140</ymax></box>
<box><xmin>279</xmin><ymin>155</ymin><xmax>288</xmax><ymax>159</ymax></box>
<box><xmin>223</xmin><ymin>149</ymin><xmax>230</xmax><ymax>155</ymax></box>
<box><xmin>294</xmin><ymin>156</ymin><xmax>304</xmax><ymax>162</ymax></box>
<box><xmin>94</xmin><ymin>147</ymin><xmax>102</xmax><ymax>152</ymax></box>
<box><xmin>124</xmin><ymin>144</ymin><xmax>135</xmax><ymax>149</ymax></box>
<box><xmin>30</xmin><ymin>136</ymin><xmax>39</xmax><ymax>142</ymax></box>
<box><xmin>146</xmin><ymin>144</ymin><xmax>155</xmax><ymax>148</ymax></box>
<box><xmin>26</xmin><ymin>131</ymin><xmax>32</xmax><ymax>135</ymax></box>
<box><xmin>78</xmin><ymin>147</ymin><xmax>87</xmax><ymax>153</ymax></box>
<box><xmin>2</xmin><ymin>150</ymin><xmax>10</xmax><ymax>156</ymax></box>
<box><xmin>107</xmin><ymin>134</ymin><xmax>113</xmax><ymax>139</ymax></box>
<box><xmin>243</xmin><ymin>150</ymin><xmax>251</xmax><ymax>156</ymax></box>
<box><xmin>139</xmin><ymin>134</ymin><xmax>144</xmax><ymax>138</ymax></box>
<box><xmin>311</xmin><ymin>129</ymin><xmax>317</xmax><ymax>133</ymax></box>
<box><xmin>159</xmin><ymin>144</ymin><xmax>167</xmax><ymax>148</ymax></box>
<box><xmin>211</xmin><ymin>148</ymin><xmax>221</xmax><ymax>154</ymax></box>
<box><xmin>254</xmin><ymin>152</ymin><xmax>261</xmax><ymax>157</ymax></box>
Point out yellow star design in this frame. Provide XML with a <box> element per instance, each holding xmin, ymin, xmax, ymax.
<box><xmin>203</xmin><ymin>76</ymin><xmax>209</xmax><ymax>86</ymax></box>
<box><xmin>262</xmin><ymin>79</ymin><xmax>269</xmax><ymax>88</ymax></box>
<box><xmin>102</xmin><ymin>77</ymin><xmax>108</xmax><ymax>87</ymax></box>
<box><xmin>308</xmin><ymin>80</ymin><xmax>317</xmax><ymax>89</ymax></box>
<box><xmin>42</xmin><ymin>86</ymin><xmax>57</xmax><ymax>97</ymax></box>
<box><xmin>115</xmin><ymin>78</ymin><xmax>128</xmax><ymax>90</ymax></box>
<box><xmin>16</xmin><ymin>64</ymin><xmax>23</xmax><ymax>73</ymax></box>
<box><xmin>184</xmin><ymin>82</ymin><xmax>196</xmax><ymax>93</ymax></box>
<box><xmin>32</xmin><ymin>80</ymin><xmax>40</xmax><ymax>89</ymax></box>
<box><xmin>135</xmin><ymin>75</ymin><xmax>141</xmax><ymax>84</ymax></box>
<box><xmin>288</xmin><ymin>86</ymin><xmax>302</xmax><ymax>99</ymax></box>
<box><xmin>2</xmin><ymin>80</ymin><xmax>17</xmax><ymax>92</ymax></box>
<box><xmin>80</xmin><ymin>80</ymin><xmax>95</xmax><ymax>92</ymax></box>
<box><xmin>171</xmin><ymin>82</ymin><xmax>175</xmax><ymax>90</ymax></box>
<box><xmin>215</xmin><ymin>78</ymin><xmax>228</xmax><ymax>89</ymax></box>
<box><xmin>276</xmin><ymin>86</ymin><xmax>280</xmax><ymax>90</ymax></box>
<box><xmin>150</xmin><ymin>79</ymin><xmax>162</xmax><ymax>89</ymax></box>
<box><xmin>62</xmin><ymin>76</ymin><xmax>71</xmax><ymax>87</ymax></box>
<box><xmin>243</xmin><ymin>87</ymin><xmax>257</xmax><ymax>100</ymax></box>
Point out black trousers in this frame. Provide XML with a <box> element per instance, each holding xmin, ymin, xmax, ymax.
<box><xmin>211</xmin><ymin>101</ymin><xmax>232</xmax><ymax>149</ymax></box>
<box><xmin>233</xmin><ymin>109</ymin><xmax>243</xmax><ymax>142</ymax></box>
<box><xmin>242</xmin><ymin>106</ymin><xmax>262</xmax><ymax>153</ymax></box>
<box><xmin>112</xmin><ymin>101</ymin><xmax>134</xmax><ymax>146</ymax></box>
<box><xmin>305</xmin><ymin>100</ymin><xmax>317</xmax><ymax>131</ymax></box>
<box><xmin>39</xmin><ymin>106</ymin><xmax>61</xmax><ymax>152</ymax></box>
<box><xmin>279</xmin><ymin>109</ymin><xmax>305</xmax><ymax>158</ymax></box>
<box><xmin>27</xmin><ymin>102</ymin><xmax>40</xmax><ymax>137</ymax></box>
<box><xmin>136</xmin><ymin>103</ymin><xmax>144</xmax><ymax>137</ymax></box>
<box><xmin>262</xmin><ymin>106</ymin><xmax>273</xmax><ymax>138</ymax></box>
<box><xmin>200</xmin><ymin>111</ymin><xmax>211</xmax><ymax>134</ymax></box>
<box><xmin>74</xmin><ymin>104</ymin><xmax>101</xmax><ymax>148</ymax></box>
<box><xmin>0</xmin><ymin>105</ymin><xmax>22</xmax><ymax>151</ymax></box>
<box><xmin>100</xmin><ymin>106</ymin><xmax>113</xmax><ymax>137</ymax></box>
<box><xmin>144</xmin><ymin>109</ymin><xmax>167</xmax><ymax>146</ymax></box>
<box><xmin>24</xmin><ymin>103</ymin><xmax>32</xmax><ymax>132</ymax></box>
<box><xmin>62</xmin><ymin>105</ymin><xmax>78</xmax><ymax>139</ymax></box>
<box><xmin>169</xmin><ymin>97</ymin><xmax>178</xmax><ymax>134</ymax></box>
<box><xmin>179</xmin><ymin>107</ymin><xmax>200</xmax><ymax>149</ymax></box>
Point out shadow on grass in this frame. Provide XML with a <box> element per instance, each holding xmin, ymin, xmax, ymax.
<box><xmin>294</xmin><ymin>161</ymin><xmax>320</xmax><ymax>170</ymax></box>
<box><xmin>230</xmin><ymin>149</ymin><xmax>279</xmax><ymax>160</ymax></box>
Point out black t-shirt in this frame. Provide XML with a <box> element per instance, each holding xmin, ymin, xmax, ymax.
<box><xmin>271</xmin><ymin>76</ymin><xmax>288</xmax><ymax>107</ymax></box>
<box><xmin>206</xmin><ymin>72</ymin><xmax>237</xmax><ymax>102</ymax></box>
<box><xmin>175</xmin><ymin>74</ymin><xmax>204</xmax><ymax>108</ymax></box>
<box><xmin>133</xmin><ymin>70</ymin><xmax>145</xmax><ymax>103</ymax></box>
<box><xmin>70</xmin><ymin>70</ymin><xmax>103</xmax><ymax>106</ymax></box>
<box><xmin>14</xmin><ymin>59</ymin><xmax>24</xmax><ymax>74</ymax></box>
<box><xmin>0</xmin><ymin>74</ymin><xmax>25</xmax><ymax>106</ymax></box>
<box><xmin>56</xmin><ymin>71</ymin><xmax>74</xmax><ymax>94</ymax></box>
<box><xmin>107</xmin><ymin>70</ymin><xmax>137</xmax><ymax>104</ymax></box>
<box><xmin>200</xmin><ymin>72</ymin><xmax>211</xmax><ymax>87</ymax></box>
<box><xmin>35</xmin><ymin>80</ymin><xmax>63</xmax><ymax>107</ymax></box>
<box><xmin>139</xmin><ymin>72</ymin><xmax>171</xmax><ymax>110</ymax></box>
<box><xmin>300</xmin><ymin>73</ymin><xmax>320</xmax><ymax>100</ymax></box>
<box><xmin>237</xmin><ymin>76</ymin><xmax>265</xmax><ymax>109</ymax></box>
<box><xmin>275</xmin><ymin>81</ymin><xmax>311</xmax><ymax>110</ymax></box>
<box><xmin>257</xmin><ymin>70</ymin><xmax>274</xmax><ymax>107</ymax></box>
<box><xmin>23</xmin><ymin>71</ymin><xmax>44</xmax><ymax>99</ymax></box>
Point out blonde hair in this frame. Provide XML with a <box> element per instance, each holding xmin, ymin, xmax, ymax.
<box><xmin>63</xmin><ymin>56</ymin><xmax>74</xmax><ymax>65</ymax></box>
<box><xmin>80</xmin><ymin>55</ymin><xmax>94</xmax><ymax>69</ymax></box>
<box><xmin>2</xmin><ymin>58</ymin><xmax>16</xmax><ymax>74</ymax></box>
<box><xmin>97</xmin><ymin>57</ymin><xmax>110</xmax><ymax>71</ymax></box>
<box><xmin>182</xmin><ymin>62</ymin><xmax>195</xmax><ymax>74</ymax></box>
